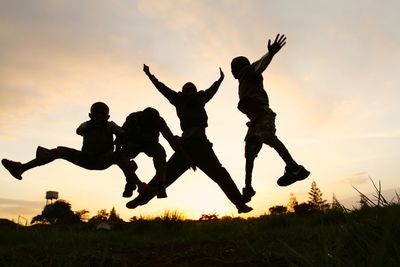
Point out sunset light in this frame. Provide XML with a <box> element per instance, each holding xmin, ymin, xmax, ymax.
<box><xmin>1</xmin><ymin>1</ymin><xmax>399</xmax><ymax>222</ymax></box>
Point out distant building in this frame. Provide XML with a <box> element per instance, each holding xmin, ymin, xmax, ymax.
<box><xmin>46</xmin><ymin>191</ymin><xmax>59</xmax><ymax>205</ymax></box>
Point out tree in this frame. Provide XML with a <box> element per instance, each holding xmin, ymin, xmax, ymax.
<box><xmin>75</xmin><ymin>209</ymin><xmax>90</xmax><ymax>222</ymax></box>
<box><xmin>308</xmin><ymin>181</ymin><xmax>330</xmax><ymax>211</ymax></box>
<box><xmin>31</xmin><ymin>200</ymin><xmax>81</xmax><ymax>224</ymax></box>
<box><xmin>287</xmin><ymin>193</ymin><xmax>298</xmax><ymax>213</ymax></box>
<box><xmin>108</xmin><ymin>207</ymin><xmax>124</xmax><ymax>224</ymax></box>
<box><xmin>88</xmin><ymin>207</ymin><xmax>125</xmax><ymax>225</ymax></box>
<box><xmin>88</xmin><ymin>209</ymin><xmax>109</xmax><ymax>224</ymax></box>
<box><xmin>269</xmin><ymin>205</ymin><xmax>287</xmax><ymax>215</ymax></box>
<box><xmin>294</xmin><ymin>202</ymin><xmax>317</xmax><ymax>214</ymax></box>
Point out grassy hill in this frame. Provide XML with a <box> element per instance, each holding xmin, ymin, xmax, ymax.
<box><xmin>1</xmin><ymin>204</ymin><xmax>400</xmax><ymax>267</ymax></box>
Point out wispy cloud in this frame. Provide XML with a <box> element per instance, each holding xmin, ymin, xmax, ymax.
<box><xmin>343</xmin><ymin>172</ymin><xmax>370</xmax><ymax>186</ymax></box>
<box><xmin>0</xmin><ymin>197</ymin><xmax>43</xmax><ymax>218</ymax></box>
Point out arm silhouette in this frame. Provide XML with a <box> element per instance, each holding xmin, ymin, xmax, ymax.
<box><xmin>143</xmin><ymin>64</ymin><xmax>178</xmax><ymax>103</ymax></box>
<box><xmin>253</xmin><ymin>34</ymin><xmax>286</xmax><ymax>74</ymax></box>
<box><xmin>203</xmin><ymin>68</ymin><xmax>224</xmax><ymax>103</ymax></box>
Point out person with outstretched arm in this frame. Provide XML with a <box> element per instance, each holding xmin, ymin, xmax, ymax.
<box><xmin>126</xmin><ymin>65</ymin><xmax>252</xmax><ymax>214</ymax></box>
<box><xmin>231</xmin><ymin>34</ymin><xmax>310</xmax><ymax>203</ymax></box>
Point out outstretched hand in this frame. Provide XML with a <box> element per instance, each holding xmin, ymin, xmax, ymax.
<box><xmin>143</xmin><ymin>64</ymin><xmax>151</xmax><ymax>76</ymax></box>
<box><xmin>268</xmin><ymin>34</ymin><xmax>286</xmax><ymax>55</ymax></box>
<box><xmin>219</xmin><ymin>67</ymin><xmax>225</xmax><ymax>81</ymax></box>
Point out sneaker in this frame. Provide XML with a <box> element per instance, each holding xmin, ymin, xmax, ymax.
<box><xmin>126</xmin><ymin>199</ymin><xmax>140</xmax><ymax>209</ymax></box>
<box><xmin>277</xmin><ymin>165</ymin><xmax>310</xmax><ymax>187</ymax></box>
<box><xmin>237</xmin><ymin>203</ymin><xmax>253</xmax><ymax>214</ymax></box>
<box><xmin>122</xmin><ymin>183</ymin><xmax>137</xmax><ymax>198</ymax></box>
<box><xmin>2</xmin><ymin>159</ymin><xmax>23</xmax><ymax>180</ymax></box>
<box><xmin>36</xmin><ymin>146</ymin><xmax>55</xmax><ymax>161</ymax></box>
<box><xmin>242</xmin><ymin>186</ymin><xmax>256</xmax><ymax>203</ymax></box>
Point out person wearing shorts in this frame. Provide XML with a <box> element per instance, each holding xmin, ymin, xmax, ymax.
<box><xmin>231</xmin><ymin>34</ymin><xmax>310</xmax><ymax>202</ymax></box>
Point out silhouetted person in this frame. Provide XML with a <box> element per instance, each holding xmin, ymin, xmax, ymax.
<box><xmin>117</xmin><ymin>107</ymin><xmax>184</xmax><ymax>199</ymax></box>
<box><xmin>231</xmin><ymin>34</ymin><xmax>310</xmax><ymax>202</ymax></box>
<box><xmin>126</xmin><ymin>65</ymin><xmax>252</xmax><ymax>214</ymax></box>
<box><xmin>2</xmin><ymin>102</ymin><xmax>145</xmax><ymax>196</ymax></box>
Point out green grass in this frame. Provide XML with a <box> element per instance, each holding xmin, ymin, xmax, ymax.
<box><xmin>1</xmin><ymin>205</ymin><xmax>400</xmax><ymax>267</ymax></box>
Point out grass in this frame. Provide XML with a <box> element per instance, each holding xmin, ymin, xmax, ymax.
<box><xmin>1</xmin><ymin>204</ymin><xmax>400</xmax><ymax>267</ymax></box>
<box><xmin>2</xmin><ymin>178</ymin><xmax>399</xmax><ymax>266</ymax></box>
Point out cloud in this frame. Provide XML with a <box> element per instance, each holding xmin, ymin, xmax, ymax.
<box><xmin>0</xmin><ymin>197</ymin><xmax>44</xmax><ymax>218</ymax></box>
<box><xmin>344</xmin><ymin>172</ymin><xmax>370</xmax><ymax>186</ymax></box>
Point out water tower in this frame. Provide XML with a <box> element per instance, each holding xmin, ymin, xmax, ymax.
<box><xmin>46</xmin><ymin>191</ymin><xmax>59</xmax><ymax>205</ymax></box>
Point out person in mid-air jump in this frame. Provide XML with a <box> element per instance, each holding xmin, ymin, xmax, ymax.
<box><xmin>116</xmin><ymin>107</ymin><xmax>185</xmax><ymax>199</ymax></box>
<box><xmin>231</xmin><ymin>34</ymin><xmax>310</xmax><ymax>203</ymax></box>
<box><xmin>125</xmin><ymin>65</ymin><xmax>252</xmax><ymax>214</ymax></box>
<box><xmin>2</xmin><ymin>102</ymin><xmax>145</xmax><ymax>196</ymax></box>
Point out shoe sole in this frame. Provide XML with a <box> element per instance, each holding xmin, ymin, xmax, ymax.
<box><xmin>238</xmin><ymin>206</ymin><xmax>253</xmax><ymax>214</ymax></box>
<box><xmin>157</xmin><ymin>193</ymin><xmax>168</xmax><ymax>199</ymax></box>
<box><xmin>277</xmin><ymin>169</ymin><xmax>310</xmax><ymax>187</ymax></box>
<box><xmin>126</xmin><ymin>200</ymin><xmax>139</xmax><ymax>209</ymax></box>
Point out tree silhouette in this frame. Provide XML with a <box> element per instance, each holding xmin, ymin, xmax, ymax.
<box><xmin>308</xmin><ymin>181</ymin><xmax>330</xmax><ymax>211</ymax></box>
<box><xmin>294</xmin><ymin>202</ymin><xmax>317</xmax><ymax>214</ymax></box>
<box><xmin>269</xmin><ymin>205</ymin><xmax>287</xmax><ymax>215</ymax></box>
<box><xmin>31</xmin><ymin>199</ymin><xmax>81</xmax><ymax>224</ymax></box>
<box><xmin>88</xmin><ymin>209</ymin><xmax>109</xmax><ymax>224</ymax></box>
<box><xmin>75</xmin><ymin>209</ymin><xmax>90</xmax><ymax>222</ymax></box>
<box><xmin>88</xmin><ymin>207</ymin><xmax>125</xmax><ymax>226</ymax></box>
<box><xmin>108</xmin><ymin>206</ymin><xmax>124</xmax><ymax>224</ymax></box>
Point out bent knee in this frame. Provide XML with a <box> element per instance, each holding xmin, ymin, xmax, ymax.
<box><xmin>245</xmin><ymin>142</ymin><xmax>262</xmax><ymax>160</ymax></box>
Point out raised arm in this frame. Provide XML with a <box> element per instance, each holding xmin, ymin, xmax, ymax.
<box><xmin>203</xmin><ymin>68</ymin><xmax>224</xmax><ymax>103</ymax></box>
<box><xmin>253</xmin><ymin>34</ymin><xmax>286</xmax><ymax>74</ymax></box>
<box><xmin>143</xmin><ymin>64</ymin><xmax>178</xmax><ymax>103</ymax></box>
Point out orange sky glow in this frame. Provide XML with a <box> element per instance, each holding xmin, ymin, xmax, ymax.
<box><xmin>1</xmin><ymin>0</ymin><xmax>400</xmax><ymax>221</ymax></box>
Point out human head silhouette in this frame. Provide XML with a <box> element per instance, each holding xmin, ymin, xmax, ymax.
<box><xmin>231</xmin><ymin>56</ymin><xmax>250</xmax><ymax>79</ymax></box>
<box><xmin>140</xmin><ymin>107</ymin><xmax>160</xmax><ymax>132</ymax></box>
<box><xmin>182</xmin><ymin>82</ymin><xmax>197</xmax><ymax>95</ymax></box>
<box><xmin>89</xmin><ymin>102</ymin><xmax>110</xmax><ymax>125</ymax></box>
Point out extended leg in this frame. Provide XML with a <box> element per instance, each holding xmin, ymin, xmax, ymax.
<box><xmin>145</xmin><ymin>143</ymin><xmax>168</xmax><ymax>198</ymax></box>
<box><xmin>126</xmin><ymin>151</ymin><xmax>190</xmax><ymax>209</ymax></box>
<box><xmin>2</xmin><ymin>146</ymin><xmax>59</xmax><ymax>180</ymax></box>
<box><xmin>116</xmin><ymin>153</ymin><xmax>145</xmax><ymax>198</ymax></box>
<box><xmin>265</xmin><ymin>136</ymin><xmax>310</xmax><ymax>186</ymax></box>
<box><xmin>243</xmin><ymin>138</ymin><xmax>262</xmax><ymax>202</ymax></box>
<box><xmin>191</xmin><ymin>139</ymin><xmax>252</xmax><ymax>214</ymax></box>
<box><xmin>264</xmin><ymin>136</ymin><xmax>297</xmax><ymax>168</ymax></box>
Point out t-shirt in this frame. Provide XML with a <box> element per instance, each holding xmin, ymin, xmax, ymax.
<box><xmin>76</xmin><ymin>121</ymin><xmax>122</xmax><ymax>154</ymax></box>
<box><xmin>237</xmin><ymin>64</ymin><xmax>269</xmax><ymax>118</ymax></box>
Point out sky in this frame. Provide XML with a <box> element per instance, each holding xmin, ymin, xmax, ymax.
<box><xmin>1</xmin><ymin>0</ymin><xmax>399</xmax><ymax>222</ymax></box>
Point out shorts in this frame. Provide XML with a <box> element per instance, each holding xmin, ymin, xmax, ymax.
<box><xmin>244</xmin><ymin>107</ymin><xmax>277</xmax><ymax>143</ymax></box>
